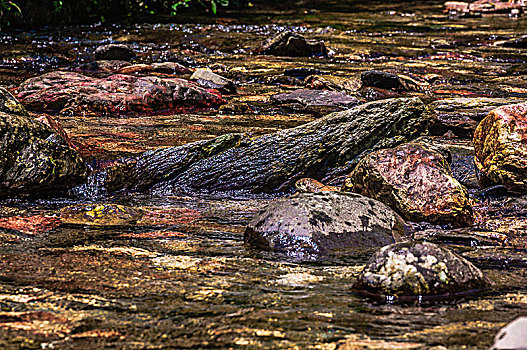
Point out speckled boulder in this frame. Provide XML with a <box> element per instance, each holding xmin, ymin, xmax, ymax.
<box><xmin>0</xmin><ymin>110</ymin><xmax>87</xmax><ymax>197</ymax></box>
<box><xmin>353</xmin><ymin>242</ymin><xmax>491</xmax><ymax>301</ymax></box>
<box><xmin>259</xmin><ymin>31</ymin><xmax>327</xmax><ymax>57</ymax></box>
<box><xmin>94</xmin><ymin>44</ymin><xmax>135</xmax><ymax>61</ymax></box>
<box><xmin>343</xmin><ymin>142</ymin><xmax>473</xmax><ymax>226</ymax></box>
<box><xmin>474</xmin><ymin>102</ymin><xmax>527</xmax><ymax>193</ymax></box>
<box><xmin>244</xmin><ymin>192</ymin><xmax>407</xmax><ymax>255</ymax></box>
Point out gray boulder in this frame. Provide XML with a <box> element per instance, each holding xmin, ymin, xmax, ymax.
<box><xmin>353</xmin><ymin>242</ymin><xmax>491</xmax><ymax>302</ymax></box>
<box><xmin>490</xmin><ymin>317</ymin><xmax>527</xmax><ymax>350</ymax></box>
<box><xmin>190</xmin><ymin>69</ymin><xmax>236</xmax><ymax>94</ymax></box>
<box><xmin>244</xmin><ymin>192</ymin><xmax>407</xmax><ymax>254</ymax></box>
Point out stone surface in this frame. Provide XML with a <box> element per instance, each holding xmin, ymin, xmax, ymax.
<box><xmin>271</xmin><ymin>89</ymin><xmax>360</xmax><ymax>110</ymax></box>
<box><xmin>496</xmin><ymin>35</ymin><xmax>527</xmax><ymax>49</ymax></box>
<box><xmin>60</xmin><ymin>204</ymin><xmax>144</xmax><ymax>227</ymax></box>
<box><xmin>0</xmin><ymin>87</ymin><xmax>28</xmax><ymax>116</ymax></box>
<box><xmin>16</xmin><ymin>71</ymin><xmax>224</xmax><ymax>115</ymax></box>
<box><xmin>473</xmin><ymin>102</ymin><xmax>527</xmax><ymax>192</ymax></box>
<box><xmin>343</xmin><ymin>142</ymin><xmax>473</xmax><ymax>226</ymax></box>
<box><xmin>295</xmin><ymin>178</ymin><xmax>337</xmax><ymax>193</ymax></box>
<box><xmin>0</xmin><ymin>110</ymin><xmax>87</xmax><ymax>197</ymax></box>
<box><xmin>304</xmin><ymin>74</ymin><xmax>360</xmax><ymax>94</ymax></box>
<box><xmin>490</xmin><ymin>317</ymin><xmax>527</xmax><ymax>350</ymax></box>
<box><xmin>244</xmin><ymin>192</ymin><xmax>407</xmax><ymax>254</ymax></box>
<box><xmin>445</xmin><ymin>0</ymin><xmax>523</xmax><ymax>15</ymax></box>
<box><xmin>353</xmin><ymin>242</ymin><xmax>491</xmax><ymax>300</ymax></box>
<box><xmin>190</xmin><ymin>69</ymin><xmax>236</xmax><ymax>94</ymax></box>
<box><xmin>361</xmin><ymin>70</ymin><xmax>406</xmax><ymax>91</ymax></box>
<box><xmin>94</xmin><ymin>44</ymin><xmax>136</xmax><ymax>61</ymax></box>
<box><xmin>112</xmin><ymin>97</ymin><xmax>431</xmax><ymax>195</ymax></box>
<box><xmin>259</xmin><ymin>31</ymin><xmax>327</xmax><ymax>57</ymax></box>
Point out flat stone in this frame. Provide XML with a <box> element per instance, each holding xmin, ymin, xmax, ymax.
<box><xmin>244</xmin><ymin>192</ymin><xmax>407</xmax><ymax>255</ymax></box>
<box><xmin>190</xmin><ymin>69</ymin><xmax>236</xmax><ymax>94</ymax></box>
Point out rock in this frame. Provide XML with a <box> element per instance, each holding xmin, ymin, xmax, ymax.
<box><xmin>0</xmin><ymin>87</ymin><xmax>28</xmax><ymax>116</ymax></box>
<box><xmin>361</xmin><ymin>70</ymin><xmax>406</xmax><ymax>91</ymax></box>
<box><xmin>94</xmin><ymin>44</ymin><xmax>136</xmax><ymax>61</ymax></box>
<box><xmin>284</xmin><ymin>68</ymin><xmax>328</xmax><ymax>80</ymax></box>
<box><xmin>495</xmin><ymin>35</ymin><xmax>527</xmax><ymax>48</ymax></box>
<box><xmin>190</xmin><ymin>69</ymin><xmax>236</xmax><ymax>94</ymax></box>
<box><xmin>271</xmin><ymin>89</ymin><xmax>360</xmax><ymax>112</ymax></box>
<box><xmin>343</xmin><ymin>142</ymin><xmax>473</xmax><ymax>226</ymax></box>
<box><xmin>353</xmin><ymin>242</ymin><xmax>491</xmax><ymax>301</ymax></box>
<box><xmin>76</xmin><ymin>60</ymin><xmax>132</xmax><ymax>76</ymax></box>
<box><xmin>150</xmin><ymin>62</ymin><xmax>192</xmax><ymax>75</ymax></box>
<box><xmin>429</xmin><ymin>98</ymin><xmax>526</xmax><ymax>137</ymax></box>
<box><xmin>114</xmin><ymin>97</ymin><xmax>431</xmax><ymax>195</ymax></box>
<box><xmin>490</xmin><ymin>317</ymin><xmax>527</xmax><ymax>350</ymax></box>
<box><xmin>304</xmin><ymin>74</ymin><xmax>360</xmax><ymax>94</ymax></box>
<box><xmin>0</xmin><ymin>110</ymin><xmax>87</xmax><ymax>197</ymax></box>
<box><xmin>16</xmin><ymin>71</ymin><xmax>225</xmax><ymax>115</ymax></box>
<box><xmin>473</xmin><ymin>102</ymin><xmax>527</xmax><ymax>192</ymax></box>
<box><xmin>60</xmin><ymin>204</ymin><xmax>144</xmax><ymax>226</ymax></box>
<box><xmin>295</xmin><ymin>178</ymin><xmax>337</xmax><ymax>193</ymax></box>
<box><xmin>445</xmin><ymin>0</ymin><xmax>523</xmax><ymax>15</ymax></box>
<box><xmin>244</xmin><ymin>192</ymin><xmax>407</xmax><ymax>254</ymax></box>
<box><xmin>259</xmin><ymin>31</ymin><xmax>328</xmax><ymax>57</ymax></box>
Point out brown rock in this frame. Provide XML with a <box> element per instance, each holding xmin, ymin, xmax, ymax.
<box><xmin>342</xmin><ymin>142</ymin><xmax>473</xmax><ymax>226</ymax></box>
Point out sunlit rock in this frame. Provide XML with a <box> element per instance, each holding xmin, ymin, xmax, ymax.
<box><xmin>490</xmin><ymin>317</ymin><xmax>527</xmax><ymax>350</ymax></box>
<box><xmin>0</xmin><ymin>87</ymin><xmax>29</xmax><ymax>117</ymax></box>
<box><xmin>244</xmin><ymin>192</ymin><xmax>407</xmax><ymax>255</ymax></box>
<box><xmin>16</xmin><ymin>71</ymin><xmax>225</xmax><ymax>115</ymax></box>
<box><xmin>474</xmin><ymin>102</ymin><xmax>527</xmax><ymax>193</ymax></box>
<box><xmin>342</xmin><ymin>142</ymin><xmax>473</xmax><ymax>226</ymax></box>
<box><xmin>60</xmin><ymin>204</ymin><xmax>144</xmax><ymax>226</ymax></box>
<box><xmin>190</xmin><ymin>69</ymin><xmax>236</xmax><ymax>94</ymax></box>
<box><xmin>353</xmin><ymin>242</ymin><xmax>491</xmax><ymax>301</ymax></box>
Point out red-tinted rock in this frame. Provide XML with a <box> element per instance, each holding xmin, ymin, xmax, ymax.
<box><xmin>342</xmin><ymin>143</ymin><xmax>473</xmax><ymax>226</ymax></box>
<box><xmin>0</xmin><ymin>215</ymin><xmax>61</xmax><ymax>235</ymax></box>
<box><xmin>473</xmin><ymin>102</ymin><xmax>527</xmax><ymax>192</ymax></box>
<box><xmin>16</xmin><ymin>71</ymin><xmax>225</xmax><ymax>115</ymax></box>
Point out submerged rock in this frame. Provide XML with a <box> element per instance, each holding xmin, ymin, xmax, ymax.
<box><xmin>94</xmin><ymin>44</ymin><xmax>136</xmax><ymax>61</ymax></box>
<box><xmin>353</xmin><ymin>242</ymin><xmax>491</xmax><ymax>301</ymax></box>
<box><xmin>259</xmin><ymin>31</ymin><xmax>327</xmax><ymax>57</ymax></box>
<box><xmin>244</xmin><ymin>192</ymin><xmax>407</xmax><ymax>254</ymax></box>
<box><xmin>115</xmin><ymin>97</ymin><xmax>431</xmax><ymax>195</ymax></box>
<box><xmin>16</xmin><ymin>71</ymin><xmax>224</xmax><ymax>115</ymax></box>
<box><xmin>343</xmin><ymin>142</ymin><xmax>473</xmax><ymax>226</ymax></box>
<box><xmin>271</xmin><ymin>89</ymin><xmax>360</xmax><ymax>112</ymax></box>
<box><xmin>60</xmin><ymin>203</ymin><xmax>144</xmax><ymax>226</ymax></box>
<box><xmin>190</xmin><ymin>69</ymin><xmax>236</xmax><ymax>94</ymax></box>
<box><xmin>0</xmin><ymin>110</ymin><xmax>87</xmax><ymax>197</ymax></box>
<box><xmin>474</xmin><ymin>102</ymin><xmax>527</xmax><ymax>192</ymax></box>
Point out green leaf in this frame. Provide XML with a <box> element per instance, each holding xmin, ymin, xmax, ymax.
<box><xmin>211</xmin><ymin>0</ymin><xmax>216</xmax><ymax>14</ymax></box>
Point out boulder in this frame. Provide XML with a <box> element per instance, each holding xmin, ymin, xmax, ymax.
<box><xmin>0</xmin><ymin>87</ymin><xmax>28</xmax><ymax>116</ymax></box>
<box><xmin>361</xmin><ymin>70</ymin><xmax>406</xmax><ymax>91</ymax></box>
<box><xmin>94</xmin><ymin>44</ymin><xmax>135</xmax><ymax>61</ymax></box>
<box><xmin>490</xmin><ymin>317</ymin><xmax>527</xmax><ymax>350</ymax></box>
<box><xmin>190</xmin><ymin>69</ymin><xmax>236</xmax><ymax>94</ymax></box>
<box><xmin>0</xmin><ymin>110</ymin><xmax>87</xmax><ymax>197</ymax></box>
<box><xmin>259</xmin><ymin>31</ymin><xmax>327</xmax><ymax>57</ymax></box>
<box><xmin>353</xmin><ymin>242</ymin><xmax>491</xmax><ymax>301</ymax></box>
<box><xmin>473</xmin><ymin>102</ymin><xmax>527</xmax><ymax>192</ymax></box>
<box><xmin>343</xmin><ymin>142</ymin><xmax>473</xmax><ymax>226</ymax></box>
<box><xmin>107</xmin><ymin>97</ymin><xmax>431</xmax><ymax>194</ymax></box>
<box><xmin>16</xmin><ymin>71</ymin><xmax>225</xmax><ymax>115</ymax></box>
<box><xmin>244</xmin><ymin>192</ymin><xmax>407</xmax><ymax>254</ymax></box>
<box><xmin>271</xmin><ymin>89</ymin><xmax>360</xmax><ymax>112</ymax></box>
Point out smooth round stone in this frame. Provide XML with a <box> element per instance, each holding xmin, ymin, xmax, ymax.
<box><xmin>353</xmin><ymin>242</ymin><xmax>491</xmax><ymax>302</ymax></box>
<box><xmin>244</xmin><ymin>192</ymin><xmax>407</xmax><ymax>255</ymax></box>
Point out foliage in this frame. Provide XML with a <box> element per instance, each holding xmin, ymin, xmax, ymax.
<box><xmin>0</xmin><ymin>0</ymin><xmax>22</xmax><ymax>30</ymax></box>
<box><xmin>172</xmin><ymin>0</ymin><xmax>229</xmax><ymax>15</ymax></box>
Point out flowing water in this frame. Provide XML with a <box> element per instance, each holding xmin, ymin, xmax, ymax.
<box><xmin>0</xmin><ymin>1</ymin><xmax>526</xmax><ymax>349</ymax></box>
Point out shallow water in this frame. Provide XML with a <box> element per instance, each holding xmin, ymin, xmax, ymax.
<box><xmin>0</xmin><ymin>1</ymin><xmax>527</xmax><ymax>349</ymax></box>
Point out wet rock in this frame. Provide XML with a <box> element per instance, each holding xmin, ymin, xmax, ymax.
<box><xmin>496</xmin><ymin>35</ymin><xmax>527</xmax><ymax>49</ymax></box>
<box><xmin>190</xmin><ymin>69</ymin><xmax>236</xmax><ymax>94</ymax></box>
<box><xmin>271</xmin><ymin>89</ymin><xmax>360</xmax><ymax>113</ymax></box>
<box><xmin>0</xmin><ymin>110</ymin><xmax>87</xmax><ymax>197</ymax></box>
<box><xmin>490</xmin><ymin>317</ymin><xmax>527</xmax><ymax>350</ymax></box>
<box><xmin>17</xmin><ymin>71</ymin><xmax>225</xmax><ymax>115</ymax></box>
<box><xmin>244</xmin><ymin>192</ymin><xmax>407</xmax><ymax>254</ymax></box>
<box><xmin>94</xmin><ymin>44</ymin><xmax>136</xmax><ymax>61</ymax></box>
<box><xmin>295</xmin><ymin>178</ymin><xmax>337</xmax><ymax>193</ymax></box>
<box><xmin>361</xmin><ymin>70</ymin><xmax>406</xmax><ymax>91</ymax></box>
<box><xmin>304</xmin><ymin>74</ymin><xmax>360</xmax><ymax>94</ymax></box>
<box><xmin>130</xmin><ymin>97</ymin><xmax>431</xmax><ymax>195</ymax></box>
<box><xmin>259</xmin><ymin>31</ymin><xmax>328</xmax><ymax>57</ymax></box>
<box><xmin>150</xmin><ymin>62</ymin><xmax>192</xmax><ymax>75</ymax></box>
<box><xmin>0</xmin><ymin>87</ymin><xmax>28</xmax><ymax>116</ymax></box>
<box><xmin>429</xmin><ymin>98</ymin><xmax>526</xmax><ymax>138</ymax></box>
<box><xmin>104</xmin><ymin>133</ymin><xmax>249</xmax><ymax>192</ymax></box>
<box><xmin>473</xmin><ymin>102</ymin><xmax>527</xmax><ymax>192</ymax></box>
<box><xmin>353</xmin><ymin>242</ymin><xmax>491</xmax><ymax>301</ymax></box>
<box><xmin>445</xmin><ymin>0</ymin><xmax>523</xmax><ymax>15</ymax></box>
<box><xmin>76</xmin><ymin>60</ymin><xmax>132</xmax><ymax>76</ymax></box>
<box><xmin>343</xmin><ymin>142</ymin><xmax>473</xmax><ymax>226</ymax></box>
<box><xmin>284</xmin><ymin>68</ymin><xmax>328</xmax><ymax>80</ymax></box>
<box><xmin>60</xmin><ymin>204</ymin><xmax>144</xmax><ymax>227</ymax></box>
